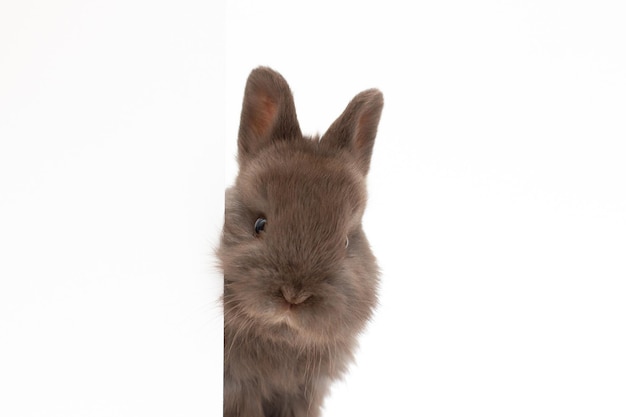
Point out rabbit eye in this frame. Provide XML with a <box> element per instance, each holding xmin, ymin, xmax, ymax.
<box><xmin>254</xmin><ymin>217</ymin><xmax>267</xmax><ymax>234</ymax></box>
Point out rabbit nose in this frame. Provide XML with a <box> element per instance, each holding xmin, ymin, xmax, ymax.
<box><xmin>280</xmin><ymin>286</ymin><xmax>311</xmax><ymax>305</ymax></box>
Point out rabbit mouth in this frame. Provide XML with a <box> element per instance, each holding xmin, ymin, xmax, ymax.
<box><xmin>267</xmin><ymin>301</ymin><xmax>303</xmax><ymax>328</ymax></box>
<box><xmin>261</xmin><ymin>299</ymin><xmax>324</xmax><ymax>339</ymax></box>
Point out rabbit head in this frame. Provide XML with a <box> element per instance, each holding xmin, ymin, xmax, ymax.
<box><xmin>219</xmin><ymin>67</ymin><xmax>383</xmax><ymax>349</ymax></box>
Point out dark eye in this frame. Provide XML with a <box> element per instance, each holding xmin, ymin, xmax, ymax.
<box><xmin>254</xmin><ymin>217</ymin><xmax>267</xmax><ymax>234</ymax></box>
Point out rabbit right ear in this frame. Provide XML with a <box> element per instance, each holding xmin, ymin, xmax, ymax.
<box><xmin>321</xmin><ymin>89</ymin><xmax>383</xmax><ymax>176</ymax></box>
<box><xmin>237</xmin><ymin>67</ymin><xmax>302</xmax><ymax>165</ymax></box>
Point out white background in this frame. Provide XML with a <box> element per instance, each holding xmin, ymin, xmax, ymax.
<box><xmin>1</xmin><ymin>1</ymin><xmax>224</xmax><ymax>416</ymax></box>
<box><xmin>2</xmin><ymin>1</ymin><xmax>625</xmax><ymax>416</ymax></box>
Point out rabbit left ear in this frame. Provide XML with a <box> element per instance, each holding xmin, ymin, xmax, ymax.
<box><xmin>237</xmin><ymin>67</ymin><xmax>302</xmax><ymax>165</ymax></box>
<box><xmin>321</xmin><ymin>89</ymin><xmax>383</xmax><ymax>176</ymax></box>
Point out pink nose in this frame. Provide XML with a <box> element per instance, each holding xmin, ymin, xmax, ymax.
<box><xmin>281</xmin><ymin>286</ymin><xmax>311</xmax><ymax>305</ymax></box>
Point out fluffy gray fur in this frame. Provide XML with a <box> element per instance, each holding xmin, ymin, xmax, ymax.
<box><xmin>218</xmin><ymin>67</ymin><xmax>383</xmax><ymax>417</ymax></box>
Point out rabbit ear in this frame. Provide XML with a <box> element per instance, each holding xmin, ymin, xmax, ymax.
<box><xmin>237</xmin><ymin>67</ymin><xmax>302</xmax><ymax>165</ymax></box>
<box><xmin>322</xmin><ymin>89</ymin><xmax>383</xmax><ymax>175</ymax></box>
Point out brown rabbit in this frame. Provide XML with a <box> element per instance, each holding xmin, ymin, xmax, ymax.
<box><xmin>218</xmin><ymin>67</ymin><xmax>383</xmax><ymax>417</ymax></box>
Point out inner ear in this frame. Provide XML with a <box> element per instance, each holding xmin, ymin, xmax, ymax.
<box><xmin>248</xmin><ymin>92</ymin><xmax>278</xmax><ymax>138</ymax></box>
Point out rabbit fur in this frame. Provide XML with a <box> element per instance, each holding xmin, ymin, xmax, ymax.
<box><xmin>218</xmin><ymin>67</ymin><xmax>383</xmax><ymax>417</ymax></box>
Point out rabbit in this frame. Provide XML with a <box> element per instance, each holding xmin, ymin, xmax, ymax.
<box><xmin>218</xmin><ymin>66</ymin><xmax>383</xmax><ymax>417</ymax></box>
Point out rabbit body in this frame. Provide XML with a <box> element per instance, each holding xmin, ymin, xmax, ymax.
<box><xmin>219</xmin><ymin>67</ymin><xmax>383</xmax><ymax>417</ymax></box>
